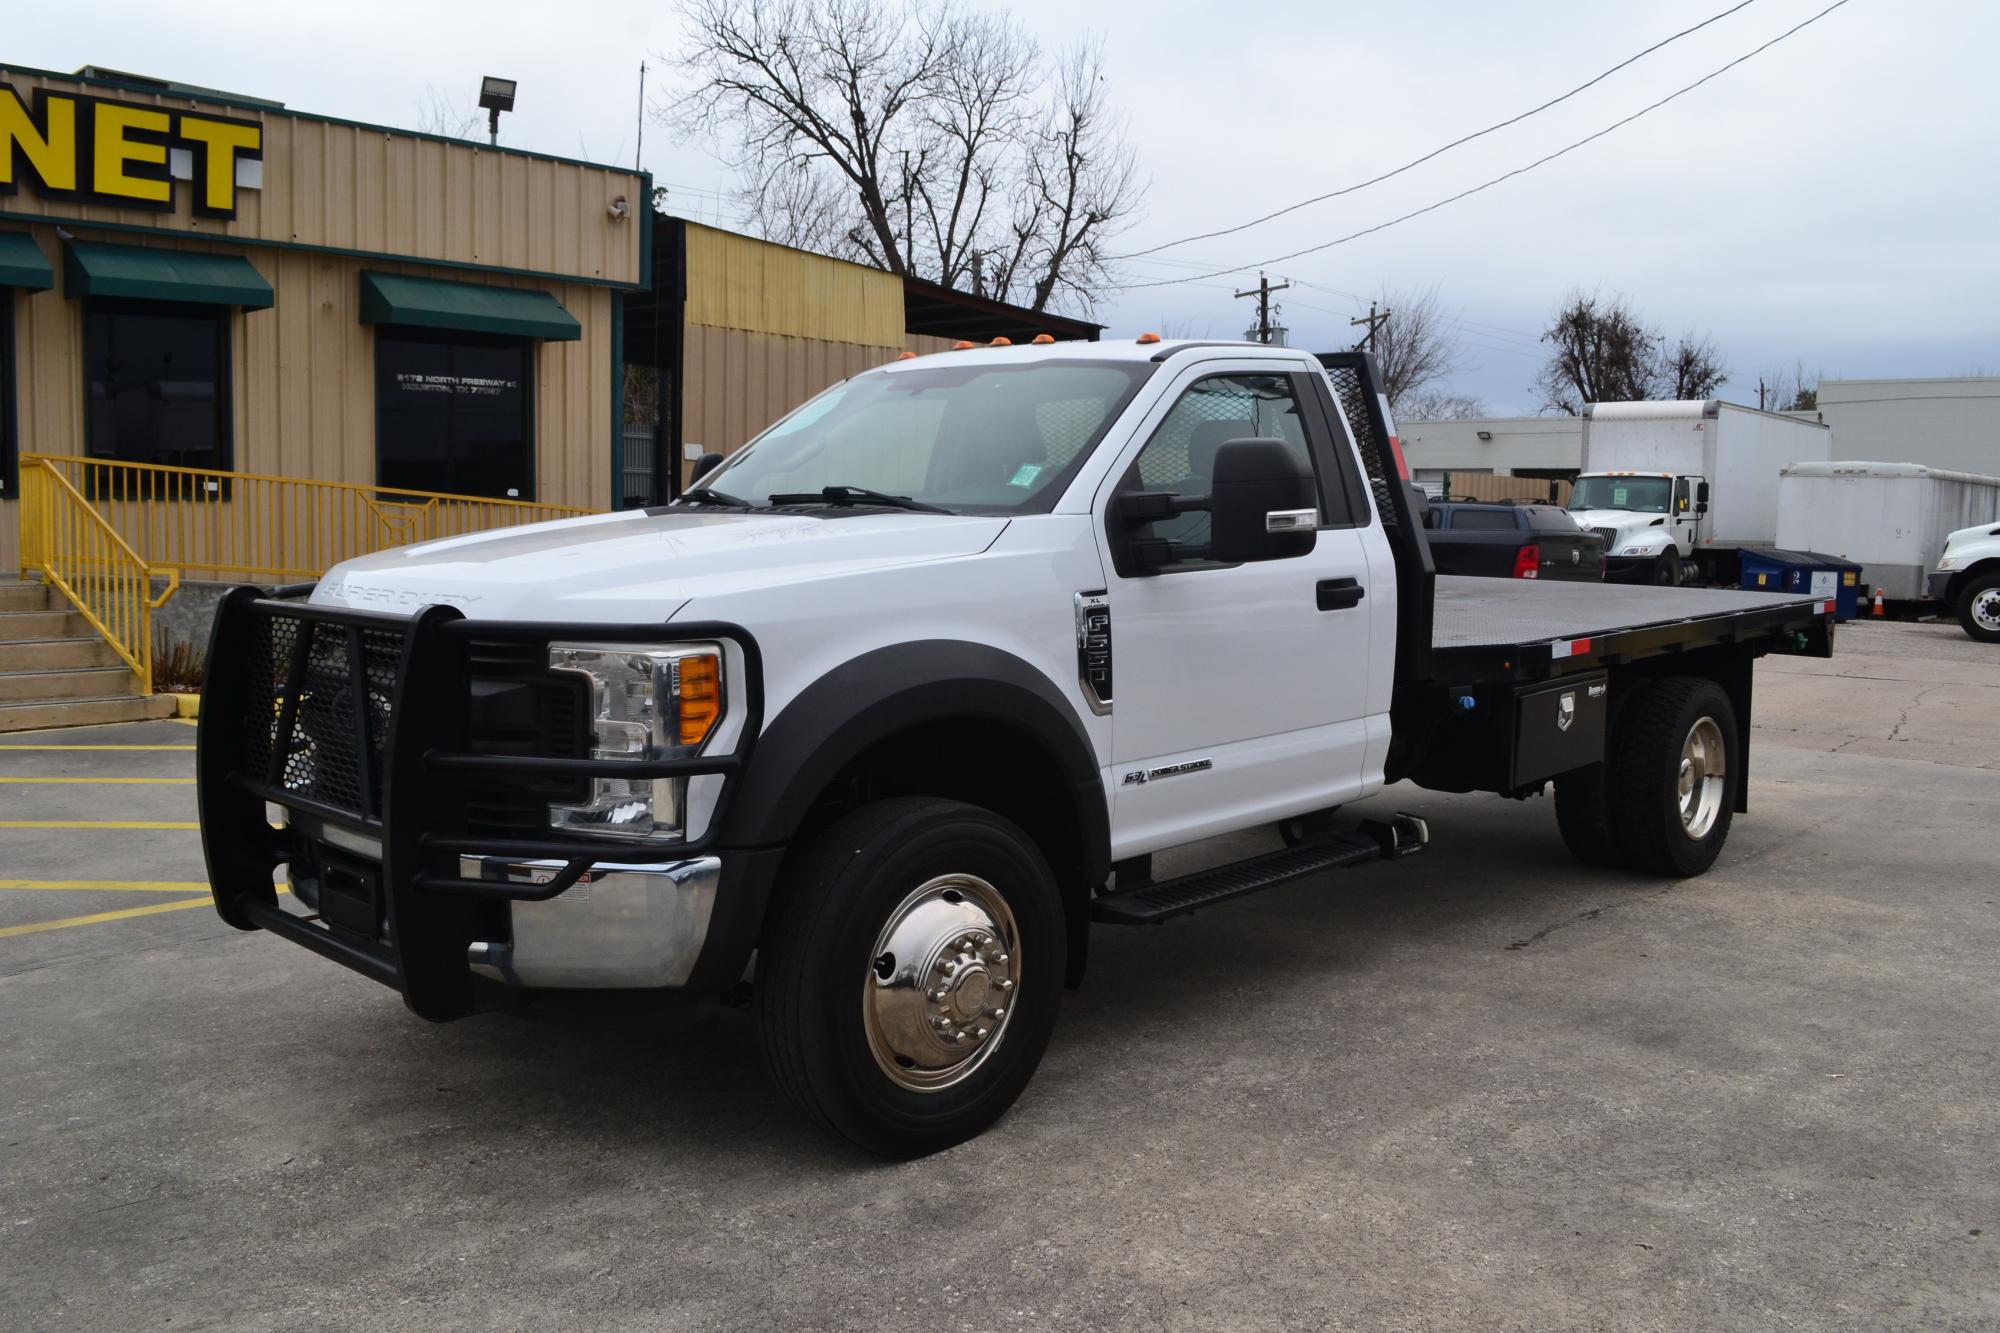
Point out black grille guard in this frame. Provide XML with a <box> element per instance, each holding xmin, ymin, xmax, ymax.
<box><xmin>196</xmin><ymin>584</ymin><xmax>764</xmax><ymax>1019</ymax></box>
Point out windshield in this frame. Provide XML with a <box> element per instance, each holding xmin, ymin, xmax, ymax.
<box><xmin>1569</xmin><ymin>475</ymin><xmax>1671</xmax><ymax>514</ymax></box>
<box><xmin>690</xmin><ymin>360</ymin><xmax>1152</xmax><ymax>514</ymax></box>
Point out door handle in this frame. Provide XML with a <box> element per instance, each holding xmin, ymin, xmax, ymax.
<box><xmin>1316</xmin><ymin>577</ymin><xmax>1365</xmax><ymax>611</ymax></box>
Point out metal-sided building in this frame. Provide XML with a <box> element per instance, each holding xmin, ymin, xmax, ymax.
<box><xmin>0</xmin><ymin>63</ymin><xmax>1096</xmax><ymax>727</ymax></box>
<box><xmin>1811</xmin><ymin>377</ymin><xmax>2000</xmax><ymax>476</ymax></box>
<box><xmin>0</xmin><ymin>62</ymin><xmax>649</xmax><ymax>576</ymax></box>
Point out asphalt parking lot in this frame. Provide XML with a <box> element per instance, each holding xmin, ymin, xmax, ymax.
<box><xmin>2</xmin><ymin>621</ymin><xmax>1996</xmax><ymax>1331</ymax></box>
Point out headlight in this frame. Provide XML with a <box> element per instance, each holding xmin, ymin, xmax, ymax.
<box><xmin>1619</xmin><ymin>545</ymin><xmax>1653</xmax><ymax>556</ymax></box>
<box><xmin>545</xmin><ymin>643</ymin><xmax>724</xmax><ymax>842</ymax></box>
<box><xmin>1937</xmin><ymin>555</ymin><xmax>1960</xmax><ymax>571</ymax></box>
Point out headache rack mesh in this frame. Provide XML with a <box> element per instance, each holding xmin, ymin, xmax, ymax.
<box><xmin>1318</xmin><ymin>357</ymin><xmax>1402</xmax><ymax>527</ymax></box>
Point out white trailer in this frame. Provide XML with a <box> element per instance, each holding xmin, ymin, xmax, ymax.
<box><xmin>1571</xmin><ymin>400</ymin><xmax>1832</xmax><ymax>584</ymax></box>
<box><xmin>1777</xmin><ymin>461</ymin><xmax>2000</xmax><ymax>601</ymax></box>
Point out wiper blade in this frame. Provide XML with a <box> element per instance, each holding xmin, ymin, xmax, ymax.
<box><xmin>677</xmin><ymin>487</ymin><xmax>751</xmax><ymax>507</ymax></box>
<box><xmin>765</xmin><ymin>485</ymin><xmax>952</xmax><ymax>514</ymax></box>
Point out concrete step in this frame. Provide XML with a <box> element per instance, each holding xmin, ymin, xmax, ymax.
<box><xmin>0</xmin><ymin>583</ymin><xmax>52</xmax><ymax>612</ymax></box>
<box><xmin>0</xmin><ymin>637</ymin><xmax>126</xmax><ymax>671</ymax></box>
<box><xmin>0</xmin><ymin>666</ymin><xmax>140</xmax><ymax>704</ymax></box>
<box><xmin>0</xmin><ymin>609</ymin><xmax>92</xmax><ymax>641</ymax></box>
<box><xmin>0</xmin><ymin>693</ymin><xmax>178</xmax><ymax>734</ymax></box>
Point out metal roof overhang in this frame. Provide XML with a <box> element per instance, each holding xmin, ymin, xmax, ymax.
<box><xmin>359</xmin><ymin>271</ymin><xmax>581</xmax><ymax>340</ymax></box>
<box><xmin>64</xmin><ymin>240</ymin><xmax>272</xmax><ymax>308</ymax></box>
<box><xmin>0</xmin><ymin>231</ymin><xmax>54</xmax><ymax>291</ymax></box>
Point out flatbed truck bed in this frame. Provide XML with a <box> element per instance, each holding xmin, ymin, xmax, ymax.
<box><xmin>1429</xmin><ymin>577</ymin><xmax>1833</xmax><ymax>683</ymax></box>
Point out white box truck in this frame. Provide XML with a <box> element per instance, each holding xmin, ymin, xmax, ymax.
<box><xmin>1777</xmin><ymin>461</ymin><xmax>2000</xmax><ymax>601</ymax></box>
<box><xmin>1568</xmin><ymin>400</ymin><xmax>1832</xmax><ymax>585</ymax></box>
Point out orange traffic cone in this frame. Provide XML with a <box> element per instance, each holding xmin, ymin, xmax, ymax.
<box><xmin>1871</xmin><ymin>587</ymin><xmax>1885</xmax><ymax>617</ymax></box>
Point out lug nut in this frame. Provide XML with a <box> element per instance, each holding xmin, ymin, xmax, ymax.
<box><xmin>930</xmin><ymin>988</ymin><xmax>949</xmax><ymax>1003</ymax></box>
<box><xmin>974</xmin><ymin>1027</ymin><xmax>990</xmax><ymax>1039</ymax></box>
<box><xmin>986</xmin><ymin>1006</ymin><xmax>1006</xmax><ymax>1019</ymax></box>
<box><xmin>995</xmin><ymin>978</ymin><xmax>1013</xmax><ymax>992</ymax></box>
<box><xmin>986</xmin><ymin>952</ymin><xmax>1009</xmax><ymax>966</ymax></box>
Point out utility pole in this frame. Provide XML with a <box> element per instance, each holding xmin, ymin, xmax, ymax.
<box><xmin>1758</xmin><ymin>376</ymin><xmax>1767</xmax><ymax>411</ymax></box>
<box><xmin>1234</xmin><ymin>271</ymin><xmax>1290</xmax><ymax>344</ymax></box>
<box><xmin>635</xmin><ymin>61</ymin><xmax>646</xmax><ymax>172</ymax></box>
<box><xmin>1350</xmin><ymin>302</ymin><xmax>1390</xmax><ymax>354</ymax></box>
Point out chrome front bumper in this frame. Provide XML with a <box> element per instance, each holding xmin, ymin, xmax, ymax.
<box><xmin>459</xmin><ymin>855</ymin><xmax>721</xmax><ymax>989</ymax></box>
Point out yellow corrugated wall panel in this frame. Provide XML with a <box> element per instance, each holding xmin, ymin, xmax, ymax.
<box><xmin>1</xmin><ymin>232</ymin><xmax>614</xmax><ymax>573</ymax></box>
<box><xmin>676</xmin><ymin>323</ymin><xmax>908</xmax><ymax>489</ymax></box>
<box><xmin>0</xmin><ymin>67</ymin><xmax>642</xmax><ymax>286</ymax></box>
<box><xmin>683</xmin><ymin>223</ymin><xmax>903</xmax><ymax>348</ymax></box>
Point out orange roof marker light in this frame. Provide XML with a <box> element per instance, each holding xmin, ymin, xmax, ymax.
<box><xmin>896</xmin><ymin>350</ymin><xmax>918</xmax><ymax>360</ymax></box>
<box><xmin>1136</xmin><ymin>332</ymin><xmax>1161</xmax><ymax>345</ymax></box>
<box><xmin>990</xmin><ymin>336</ymin><xmax>1012</xmax><ymax>346</ymax></box>
<box><xmin>1031</xmin><ymin>334</ymin><xmax>1056</xmax><ymax>344</ymax></box>
<box><xmin>951</xmin><ymin>340</ymin><xmax>976</xmax><ymax>350</ymax></box>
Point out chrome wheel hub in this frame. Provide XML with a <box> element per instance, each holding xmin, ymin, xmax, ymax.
<box><xmin>1677</xmin><ymin>715</ymin><xmax>1727</xmax><ymax>840</ymax></box>
<box><xmin>1973</xmin><ymin>590</ymin><xmax>2000</xmax><ymax>633</ymax></box>
<box><xmin>864</xmin><ymin>874</ymin><xmax>1020</xmax><ymax>1093</ymax></box>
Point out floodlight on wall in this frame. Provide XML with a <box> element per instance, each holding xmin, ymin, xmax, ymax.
<box><xmin>1476</xmin><ymin>430</ymin><xmax>1493</xmax><ymax>441</ymax></box>
<box><xmin>479</xmin><ymin>76</ymin><xmax>518</xmax><ymax>146</ymax></box>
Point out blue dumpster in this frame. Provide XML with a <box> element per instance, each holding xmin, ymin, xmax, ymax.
<box><xmin>1739</xmin><ymin>548</ymin><xmax>1864</xmax><ymax>621</ymax></box>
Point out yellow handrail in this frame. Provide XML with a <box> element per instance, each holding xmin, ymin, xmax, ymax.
<box><xmin>23</xmin><ymin>454</ymin><xmax>597</xmax><ymax>584</ymax></box>
<box><xmin>20</xmin><ymin>459</ymin><xmax>169</xmax><ymax>694</ymax></box>
<box><xmin>18</xmin><ymin>454</ymin><xmax>602</xmax><ymax>695</ymax></box>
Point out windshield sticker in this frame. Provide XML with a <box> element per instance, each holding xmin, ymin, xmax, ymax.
<box><xmin>1009</xmin><ymin>463</ymin><xmax>1044</xmax><ymax>488</ymax></box>
<box><xmin>1612</xmin><ymin>486</ymin><xmax>1629</xmax><ymax>506</ymax></box>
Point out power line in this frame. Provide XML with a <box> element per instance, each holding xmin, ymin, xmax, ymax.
<box><xmin>1113</xmin><ymin>0</ymin><xmax>1764</xmax><ymax>262</ymax></box>
<box><xmin>1115</xmin><ymin>0</ymin><xmax>1855</xmax><ymax>292</ymax></box>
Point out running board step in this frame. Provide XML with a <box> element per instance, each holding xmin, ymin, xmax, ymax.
<box><xmin>1091</xmin><ymin>815</ymin><xmax>1428</xmax><ymax>926</ymax></box>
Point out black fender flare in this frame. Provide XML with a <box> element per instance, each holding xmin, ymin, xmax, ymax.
<box><xmin>690</xmin><ymin>641</ymin><xmax>1109</xmax><ymax>989</ymax></box>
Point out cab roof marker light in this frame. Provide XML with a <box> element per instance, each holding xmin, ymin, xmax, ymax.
<box><xmin>990</xmin><ymin>336</ymin><xmax>1012</xmax><ymax>346</ymax></box>
<box><xmin>1031</xmin><ymin>333</ymin><xmax>1055</xmax><ymax>344</ymax></box>
<box><xmin>951</xmin><ymin>340</ymin><xmax>976</xmax><ymax>350</ymax></box>
<box><xmin>1136</xmin><ymin>332</ymin><xmax>1161</xmax><ymax>344</ymax></box>
<box><xmin>896</xmin><ymin>350</ymin><xmax>917</xmax><ymax>360</ymax></box>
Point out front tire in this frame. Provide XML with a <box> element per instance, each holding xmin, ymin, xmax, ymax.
<box><xmin>1957</xmin><ymin>573</ymin><xmax>2000</xmax><ymax>644</ymax></box>
<box><xmin>1610</xmin><ymin>678</ymin><xmax>1738</xmax><ymax>877</ymax></box>
<box><xmin>755</xmin><ymin>798</ymin><xmax>1065</xmax><ymax>1157</ymax></box>
<box><xmin>1653</xmin><ymin>551</ymin><xmax>1682</xmax><ymax>586</ymax></box>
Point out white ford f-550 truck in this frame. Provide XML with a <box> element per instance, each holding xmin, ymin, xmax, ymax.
<box><xmin>198</xmin><ymin>343</ymin><xmax>1836</xmax><ymax>1155</ymax></box>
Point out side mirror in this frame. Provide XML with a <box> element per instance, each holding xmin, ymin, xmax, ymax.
<box><xmin>1209</xmin><ymin>438</ymin><xmax>1317</xmax><ymax>563</ymax></box>
<box><xmin>1695</xmin><ymin>481</ymin><xmax>1711</xmax><ymax>504</ymax></box>
<box><xmin>689</xmin><ymin>451</ymin><xmax>725</xmax><ymax>485</ymax></box>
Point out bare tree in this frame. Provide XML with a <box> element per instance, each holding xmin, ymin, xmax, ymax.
<box><xmin>1535</xmin><ymin>288</ymin><xmax>1727</xmax><ymax>413</ymax></box>
<box><xmin>663</xmin><ymin>0</ymin><xmax>1143</xmax><ymax>313</ymax></box>
<box><xmin>1658</xmin><ymin>332</ymin><xmax>1728</xmax><ymax>401</ymax></box>
<box><xmin>1368</xmin><ymin>285</ymin><xmax>1465</xmax><ymax>416</ymax></box>
<box><xmin>1758</xmin><ymin>361</ymin><xmax>1820</xmax><ymax>412</ymax></box>
<box><xmin>415</xmin><ymin>85</ymin><xmax>481</xmax><ymax>140</ymax></box>
<box><xmin>1398</xmin><ymin>390</ymin><xmax>1489</xmax><ymax>422</ymax></box>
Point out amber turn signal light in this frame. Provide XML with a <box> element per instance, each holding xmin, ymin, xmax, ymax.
<box><xmin>676</xmin><ymin>653</ymin><xmax>722</xmax><ymax>748</ymax></box>
<box><xmin>1136</xmin><ymin>332</ymin><xmax>1161</xmax><ymax>344</ymax></box>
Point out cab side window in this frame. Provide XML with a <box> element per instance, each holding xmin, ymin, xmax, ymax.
<box><xmin>1119</xmin><ymin>373</ymin><xmax>1319</xmax><ymax>548</ymax></box>
<box><xmin>1673</xmin><ymin>477</ymin><xmax>1692</xmax><ymax>514</ymax></box>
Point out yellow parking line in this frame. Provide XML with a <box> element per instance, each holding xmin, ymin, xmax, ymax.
<box><xmin>0</xmin><ymin>886</ymin><xmax>289</xmax><ymax>939</ymax></box>
<box><xmin>0</xmin><ymin>896</ymin><xmax>212</xmax><ymax>938</ymax></box>
<box><xmin>0</xmin><ymin>820</ymin><xmax>200</xmax><ymax>829</ymax></box>
<box><xmin>0</xmin><ymin>744</ymin><xmax>196</xmax><ymax>751</ymax></box>
<box><xmin>0</xmin><ymin>776</ymin><xmax>194</xmax><ymax>785</ymax></box>
<box><xmin>0</xmin><ymin>880</ymin><xmax>211</xmax><ymax>892</ymax></box>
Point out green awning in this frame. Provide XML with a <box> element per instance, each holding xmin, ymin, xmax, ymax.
<box><xmin>0</xmin><ymin>231</ymin><xmax>55</xmax><ymax>292</ymax></box>
<box><xmin>64</xmin><ymin>240</ymin><xmax>272</xmax><ymax>309</ymax></box>
<box><xmin>359</xmin><ymin>271</ymin><xmax>581</xmax><ymax>341</ymax></box>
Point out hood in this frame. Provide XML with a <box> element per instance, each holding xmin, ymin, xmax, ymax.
<box><xmin>1566</xmin><ymin>509</ymin><xmax>1668</xmax><ymax>536</ymax></box>
<box><xmin>1943</xmin><ymin>521</ymin><xmax>2000</xmax><ymax>552</ymax></box>
<box><xmin>311</xmin><ymin>507</ymin><xmax>1010</xmax><ymax>620</ymax></box>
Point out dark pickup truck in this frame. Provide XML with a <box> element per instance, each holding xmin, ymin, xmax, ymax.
<box><xmin>1422</xmin><ymin>499</ymin><xmax>1606</xmax><ymax>581</ymax></box>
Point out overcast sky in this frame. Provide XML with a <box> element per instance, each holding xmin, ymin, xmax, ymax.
<box><xmin>15</xmin><ymin>0</ymin><xmax>1996</xmax><ymax>412</ymax></box>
